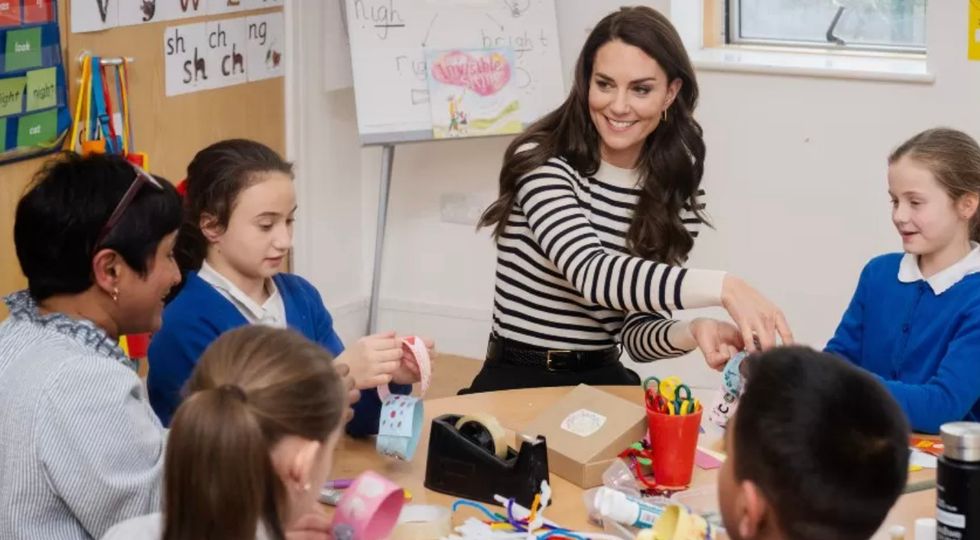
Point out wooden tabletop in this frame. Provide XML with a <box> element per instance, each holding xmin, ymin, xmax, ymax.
<box><xmin>328</xmin><ymin>386</ymin><xmax>936</xmax><ymax>539</ymax></box>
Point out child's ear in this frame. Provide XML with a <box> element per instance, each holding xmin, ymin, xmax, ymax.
<box><xmin>288</xmin><ymin>440</ymin><xmax>322</xmax><ymax>492</ymax></box>
<box><xmin>199</xmin><ymin>212</ymin><xmax>224</xmax><ymax>243</ymax></box>
<box><xmin>957</xmin><ymin>192</ymin><xmax>979</xmax><ymax>221</ymax></box>
<box><xmin>736</xmin><ymin>480</ymin><xmax>769</xmax><ymax>539</ymax></box>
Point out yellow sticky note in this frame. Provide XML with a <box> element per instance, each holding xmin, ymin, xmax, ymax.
<box><xmin>969</xmin><ymin>0</ymin><xmax>980</xmax><ymax>60</ymax></box>
<box><xmin>909</xmin><ymin>465</ymin><xmax>924</xmax><ymax>472</ymax></box>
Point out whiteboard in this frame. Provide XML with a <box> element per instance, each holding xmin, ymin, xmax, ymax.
<box><xmin>343</xmin><ymin>0</ymin><xmax>566</xmax><ymax>145</ymax></box>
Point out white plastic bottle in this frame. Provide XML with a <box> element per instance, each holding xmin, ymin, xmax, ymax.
<box><xmin>593</xmin><ymin>487</ymin><xmax>665</xmax><ymax>529</ymax></box>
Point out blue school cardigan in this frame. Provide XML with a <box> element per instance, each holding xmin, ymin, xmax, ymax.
<box><xmin>147</xmin><ymin>272</ymin><xmax>407</xmax><ymax>436</ymax></box>
<box><xmin>826</xmin><ymin>254</ymin><xmax>980</xmax><ymax>433</ymax></box>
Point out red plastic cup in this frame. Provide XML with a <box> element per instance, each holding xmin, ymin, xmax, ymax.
<box><xmin>645</xmin><ymin>403</ymin><xmax>702</xmax><ymax>490</ymax></box>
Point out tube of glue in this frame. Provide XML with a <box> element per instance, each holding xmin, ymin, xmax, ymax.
<box><xmin>593</xmin><ymin>487</ymin><xmax>665</xmax><ymax>529</ymax></box>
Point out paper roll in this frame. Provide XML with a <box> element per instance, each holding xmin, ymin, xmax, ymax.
<box><xmin>390</xmin><ymin>504</ymin><xmax>453</xmax><ymax>540</ymax></box>
<box><xmin>455</xmin><ymin>414</ymin><xmax>508</xmax><ymax>459</ymax></box>
<box><xmin>378</xmin><ymin>336</ymin><xmax>433</xmax><ymax>401</ymax></box>
<box><xmin>377</xmin><ymin>395</ymin><xmax>425</xmax><ymax>461</ymax></box>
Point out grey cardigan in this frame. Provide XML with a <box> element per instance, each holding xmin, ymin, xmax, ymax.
<box><xmin>0</xmin><ymin>291</ymin><xmax>166</xmax><ymax>539</ymax></box>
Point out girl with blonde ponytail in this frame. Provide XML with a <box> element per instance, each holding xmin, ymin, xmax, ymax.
<box><xmin>104</xmin><ymin>325</ymin><xmax>349</xmax><ymax>540</ymax></box>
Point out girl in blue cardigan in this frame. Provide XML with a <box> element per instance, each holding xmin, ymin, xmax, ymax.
<box><xmin>148</xmin><ymin>139</ymin><xmax>430</xmax><ymax>434</ymax></box>
<box><xmin>826</xmin><ymin>128</ymin><xmax>980</xmax><ymax>433</ymax></box>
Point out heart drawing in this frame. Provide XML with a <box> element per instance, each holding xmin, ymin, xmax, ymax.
<box><xmin>430</xmin><ymin>50</ymin><xmax>512</xmax><ymax>97</ymax></box>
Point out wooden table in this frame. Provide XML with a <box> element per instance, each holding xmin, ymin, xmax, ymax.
<box><xmin>329</xmin><ymin>386</ymin><xmax>936</xmax><ymax>539</ymax></box>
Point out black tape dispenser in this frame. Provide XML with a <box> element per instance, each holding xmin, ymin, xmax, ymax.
<box><xmin>424</xmin><ymin>413</ymin><xmax>549</xmax><ymax>507</ymax></box>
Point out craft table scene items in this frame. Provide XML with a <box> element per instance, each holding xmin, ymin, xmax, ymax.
<box><xmin>317</xmin><ymin>350</ymin><xmax>959</xmax><ymax>540</ymax></box>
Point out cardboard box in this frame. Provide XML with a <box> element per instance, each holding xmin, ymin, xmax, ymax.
<box><xmin>519</xmin><ymin>384</ymin><xmax>647</xmax><ymax>488</ymax></box>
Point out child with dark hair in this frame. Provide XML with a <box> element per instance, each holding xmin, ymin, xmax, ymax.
<box><xmin>719</xmin><ymin>346</ymin><xmax>910</xmax><ymax>540</ymax></box>
<box><xmin>0</xmin><ymin>152</ymin><xmax>182</xmax><ymax>538</ymax></box>
<box><xmin>148</xmin><ymin>139</ymin><xmax>432</xmax><ymax>433</ymax></box>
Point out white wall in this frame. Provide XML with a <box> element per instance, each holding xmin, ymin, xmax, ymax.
<box><xmin>292</xmin><ymin>2</ymin><xmax>980</xmax><ymax>388</ymax></box>
<box><xmin>287</xmin><ymin>0</ymin><xmax>367</xmax><ymax>341</ymax></box>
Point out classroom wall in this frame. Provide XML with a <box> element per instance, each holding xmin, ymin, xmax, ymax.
<box><xmin>0</xmin><ymin>2</ymin><xmax>285</xmax><ymax>318</ymax></box>
<box><xmin>288</xmin><ymin>0</ymin><xmax>368</xmax><ymax>341</ymax></box>
<box><xmin>295</xmin><ymin>2</ymin><xmax>979</xmax><ymax>387</ymax></box>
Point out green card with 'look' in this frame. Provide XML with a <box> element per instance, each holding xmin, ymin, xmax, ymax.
<box><xmin>16</xmin><ymin>108</ymin><xmax>56</xmax><ymax>147</ymax></box>
<box><xmin>26</xmin><ymin>67</ymin><xmax>55</xmax><ymax>111</ymax></box>
<box><xmin>0</xmin><ymin>76</ymin><xmax>25</xmax><ymax>117</ymax></box>
<box><xmin>5</xmin><ymin>27</ymin><xmax>42</xmax><ymax>72</ymax></box>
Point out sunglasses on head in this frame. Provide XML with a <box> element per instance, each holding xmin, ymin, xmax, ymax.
<box><xmin>93</xmin><ymin>163</ymin><xmax>165</xmax><ymax>253</ymax></box>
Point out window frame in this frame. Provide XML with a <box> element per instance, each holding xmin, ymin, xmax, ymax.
<box><xmin>726</xmin><ymin>0</ymin><xmax>927</xmax><ymax>55</ymax></box>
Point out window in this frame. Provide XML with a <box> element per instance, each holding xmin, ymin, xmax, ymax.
<box><xmin>728</xmin><ymin>0</ymin><xmax>927</xmax><ymax>54</ymax></box>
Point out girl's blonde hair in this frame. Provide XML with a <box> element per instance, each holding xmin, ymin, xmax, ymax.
<box><xmin>162</xmin><ymin>326</ymin><xmax>346</xmax><ymax>540</ymax></box>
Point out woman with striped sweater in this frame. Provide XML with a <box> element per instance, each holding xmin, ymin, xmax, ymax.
<box><xmin>464</xmin><ymin>7</ymin><xmax>792</xmax><ymax>393</ymax></box>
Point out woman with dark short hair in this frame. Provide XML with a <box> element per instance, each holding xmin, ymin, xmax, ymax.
<box><xmin>0</xmin><ymin>153</ymin><xmax>181</xmax><ymax>539</ymax></box>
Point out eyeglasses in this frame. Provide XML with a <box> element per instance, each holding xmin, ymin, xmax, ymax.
<box><xmin>93</xmin><ymin>164</ymin><xmax>165</xmax><ymax>252</ymax></box>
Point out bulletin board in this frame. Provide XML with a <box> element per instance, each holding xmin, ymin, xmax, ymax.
<box><xmin>0</xmin><ymin>0</ymin><xmax>70</xmax><ymax>165</ymax></box>
<box><xmin>0</xmin><ymin>0</ymin><xmax>286</xmax><ymax>314</ymax></box>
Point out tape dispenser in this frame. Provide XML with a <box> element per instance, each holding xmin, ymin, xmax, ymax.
<box><xmin>424</xmin><ymin>413</ymin><xmax>550</xmax><ymax>507</ymax></box>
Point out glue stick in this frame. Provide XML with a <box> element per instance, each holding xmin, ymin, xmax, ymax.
<box><xmin>593</xmin><ymin>487</ymin><xmax>664</xmax><ymax>529</ymax></box>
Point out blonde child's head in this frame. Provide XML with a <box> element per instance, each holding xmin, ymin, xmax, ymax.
<box><xmin>888</xmin><ymin>128</ymin><xmax>980</xmax><ymax>264</ymax></box>
<box><xmin>163</xmin><ymin>325</ymin><xmax>346</xmax><ymax>540</ymax></box>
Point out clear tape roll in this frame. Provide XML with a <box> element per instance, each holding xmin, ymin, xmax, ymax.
<box><xmin>390</xmin><ymin>504</ymin><xmax>453</xmax><ymax>540</ymax></box>
<box><xmin>455</xmin><ymin>413</ymin><xmax>508</xmax><ymax>459</ymax></box>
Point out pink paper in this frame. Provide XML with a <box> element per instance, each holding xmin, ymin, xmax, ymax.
<box><xmin>695</xmin><ymin>449</ymin><xmax>723</xmax><ymax>470</ymax></box>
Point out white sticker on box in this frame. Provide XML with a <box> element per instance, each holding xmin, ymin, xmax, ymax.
<box><xmin>560</xmin><ymin>409</ymin><xmax>606</xmax><ymax>437</ymax></box>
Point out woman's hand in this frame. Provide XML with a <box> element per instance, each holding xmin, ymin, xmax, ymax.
<box><xmin>721</xmin><ymin>275</ymin><xmax>793</xmax><ymax>351</ymax></box>
<box><xmin>688</xmin><ymin>318</ymin><xmax>744</xmax><ymax>370</ymax></box>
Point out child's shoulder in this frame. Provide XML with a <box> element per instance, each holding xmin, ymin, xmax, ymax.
<box><xmin>273</xmin><ymin>272</ymin><xmax>319</xmax><ymax>294</ymax></box>
<box><xmin>862</xmin><ymin>252</ymin><xmax>904</xmax><ymax>276</ymax></box>
<box><xmin>165</xmin><ymin>272</ymin><xmax>223</xmax><ymax>313</ymax></box>
<box><xmin>273</xmin><ymin>273</ymin><xmax>329</xmax><ymax>311</ymax></box>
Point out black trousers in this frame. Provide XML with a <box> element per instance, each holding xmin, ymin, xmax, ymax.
<box><xmin>458</xmin><ymin>338</ymin><xmax>640</xmax><ymax>395</ymax></box>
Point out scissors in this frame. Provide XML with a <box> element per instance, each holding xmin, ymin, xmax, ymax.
<box><xmin>650</xmin><ymin>394</ymin><xmax>676</xmax><ymax>415</ymax></box>
<box><xmin>675</xmin><ymin>398</ymin><xmax>701</xmax><ymax>415</ymax></box>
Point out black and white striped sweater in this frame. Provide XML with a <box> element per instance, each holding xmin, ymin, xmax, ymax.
<box><xmin>490</xmin><ymin>156</ymin><xmax>725</xmax><ymax>362</ymax></box>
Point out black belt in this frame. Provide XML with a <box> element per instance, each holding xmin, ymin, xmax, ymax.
<box><xmin>485</xmin><ymin>334</ymin><xmax>620</xmax><ymax>372</ymax></box>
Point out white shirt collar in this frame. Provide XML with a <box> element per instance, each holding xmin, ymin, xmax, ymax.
<box><xmin>198</xmin><ymin>261</ymin><xmax>284</xmax><ymax>326</ymax></box>
<box><xmin>898</xmin><ymin>242</ymin><xmax>980</xmax><ymax>295</ymax></box>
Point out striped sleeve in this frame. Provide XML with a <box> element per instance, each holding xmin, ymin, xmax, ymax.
<box><xmin>37</xmin><ymin>358</ymin><xmax>165</xmax><ymax>538</ymax></box>
<box><xmin>515</xmin><ymin>161</ymin><xmax>724</xmax><ymax>313</ymax></box>
<box><xmin>621</xmin><ymin>312</ymin><xmax>693</xmax><ymax>362</ymax></box>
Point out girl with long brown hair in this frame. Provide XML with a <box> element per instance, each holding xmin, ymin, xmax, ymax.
<box><xmin>826</xmin><ymin>127</ymin><xmax>980</xmax><ymax>433</ymax></box>
<box><xmin>147</xmin><ymin>139</ymin><xmax>431</xmax><ymax>434</ymax></box>
<box><xmin>104</xmin><ymin>325</ymin><xmax>349</xmax><ymax>539</ymax></box>
<box><xmin>465</xmin><ymin>6</ymin><xmax>792</xmax><ymax>392</ymax></box>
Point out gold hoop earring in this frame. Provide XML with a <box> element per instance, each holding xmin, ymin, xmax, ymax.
<box><xmin>111</xmin><ymin>288</ymin><xmax>119</xmax><ymax>303</ymax></box>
